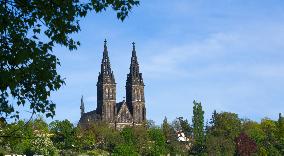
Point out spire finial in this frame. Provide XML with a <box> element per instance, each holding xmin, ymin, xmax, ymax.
<box><xmin>104</xmin><ymin>39</ymin><xmax>107</xmax><ymax>49</ymax></box>
<box><xmin>132</xmin><ymin>42</ymin><xmax>136</xmax><ymax>52</ymax></box>
<box><xmin>131</xmin><ymin>42</ymin><xmax>136</xmax><ymax>57</ymax></box>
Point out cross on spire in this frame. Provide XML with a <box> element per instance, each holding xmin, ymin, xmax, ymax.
<box><xmin>104</xmin><ymin>39</ymin><xmax>107</xmax><ymax>50</ymax></box>
<box><xmin>128</xmin><ymin>42</ymin><xmax>142</xmax><ymax>81</ymax></box>
<box><xmin>131</xmin><ymin>41</ymin><xmax>137</xmax><ymax>58</ymax></box>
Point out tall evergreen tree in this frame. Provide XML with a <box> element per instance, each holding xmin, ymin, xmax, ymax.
<box><xmin>192</xmin><ymin>100</ymin><xmax>205</xmax><ymax>152</ymax></box>
<box><xmin>162</xmin><ymin>116</ymin><xmax>171</xmax><ymax>141</ymax></box>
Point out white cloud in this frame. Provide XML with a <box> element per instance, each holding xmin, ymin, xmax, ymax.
<box><xmin>143</xmin><ymin>23</ymin><xmax>284</xmax><ymax>79</ymax></box>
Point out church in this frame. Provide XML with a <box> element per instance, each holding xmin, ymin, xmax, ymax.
<box><xmin>78</xmin><ymin>40</ymin><xmax>146</xmax><ymax>129</ymax></box>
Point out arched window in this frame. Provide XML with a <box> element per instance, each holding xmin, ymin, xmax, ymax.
<box><xmin>109</xmin><ymin>89</ymin><xmax>112</xmax><ymax>99</ymax></box>
<box><xmin>112</xmin><ymin>89</ymin><xmax>115</xmax><ymax>99</ymax></box>
<box><xmin>134</xmin><ymin>89</ymin><xmax>137</xmax><ymax>101</ymax></box>
<box><xmin>139</xmin><ymin>90</ymin><xmax>142</xmax><ymax>101</ymax></box>
<box><xmin>105</xmin><ymin>88</ymin><xmax>108</xmax><ymax>98</ymax></box>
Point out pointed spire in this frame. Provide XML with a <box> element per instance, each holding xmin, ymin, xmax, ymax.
<box><xmin>130</xmin><ymin>42</ymin><xmax>139</xmax><ymax>77</ymax></box>
<box><xmin>98</xmin><ymin>39</ymin><xmax>115</xmax><ymax>84</ymax></box>
<box><xmin>101</xmin><ymin>39</ymin><xmax>111</xmax><ymax>75</ymax></box>
<box><xmin>127</xmin><ymin>42</ymin><xmax>144</xmax><ymax>85</ymax></box>
<box><xmin>80</xmin><ymin>95</ymin><xmax>85</xmax><ymax>116</ymax></box>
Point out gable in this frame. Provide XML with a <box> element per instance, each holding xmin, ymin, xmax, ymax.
<box><xmin>116</xmin><ymin>103</ymin><xmax>133</xmax><ymax>123</ymax></box>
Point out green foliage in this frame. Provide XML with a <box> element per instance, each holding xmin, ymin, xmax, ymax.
<box><xmin>1</xmin><ymin>112</ymin><xmax>284</xmax><ymax>155</ymax></box>
<box><xmin>49</xmin><ymin>119</ymin><xmax>76</xmax><ymax>150</ymax></box>
<box><xmin>206</xmin><ymin>134</ymin><xmax>235</xmax><ymax>156</ymax></box>
<box><xmin>76</xmin><ymin>126</ymin><xmax>97</xmax><ymax>151</ymax></box>
<box><xmin>132</xmin><ymin>126</ymin><xmax>149</xmax><ymax>154</ymax></box>
<box><xmin>77</xmin><ymin>122</ymin><xmax>122</xmax><ymax>153</ymax></box>
<box><xmin>242</xmin><ymin>120</ymin><xmax>266</xmax><ymax>144</ymax></box>
<box><xmin>121</xmin><ymin>127</ymin><xmax>136</xmax><ymax>145</ymax></box>
<box><xmin>205</xmin><ymin>111</ymin><xmax>241</xmax><ymax>155</ymax></box>
<box><xmin>178</xmin><ymin>117</ymin><xmax>192</xmax><ymax>137</ymax></box>
<box><xmin>0</xmin><ymin>117</ymin><xmax>58</xmax><ymax>155</ymax></box>
<box><xmin>258</xmin><ymin>118</ymin><xmax>282</xmax><ymax>155</ymax></box>
<box><xmin>278</xmin><ymin>113</ymin><xmax>284</xmax><ymax>139</ymax></box>
<box><xmin>162</xmin><ymin>116</ymin><xmax>171</xmax><ymax>141</ymax></box>
<box><xmin>192</xmin><ymin>100</ymin><xmax>205</xmax><ymax>153</ymax></box>
<box><xmin>0</xmin><ymin>0</ymin><xmax>139</xmax><ymax>120</ymax></box>
<box><xmin>30</xmin><ymin>131</ymin><xmax>59</xmax><ymax>155</ymax></box>
<box><xmin>112</xmin><ymin>144</ymin><xmax>138</xmax><ymax>156</ymax></box>
<box><xmin>162</xmin><ymin>117</ymin><xmax>188</xmax><ymax>155</ymax></box>
<box><xmin>146</xmin><ymin>128</ymin><xmax>167</xmax><ymax>156</ymax></box>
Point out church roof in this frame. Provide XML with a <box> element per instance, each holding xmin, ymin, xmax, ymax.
<box><xmin>116</xmin><ymin>100</ymin><xmax>133</xmax><ymax>123</ymax></box>
<box><xmin>116</xmin><ymin>100</ymin><xmax>129</xmax><ymax>114</ymax></box>
<box><xmin>79</xmin><ymin>110</ymin><xmax>101</xmax><ymax>124</ymax></box>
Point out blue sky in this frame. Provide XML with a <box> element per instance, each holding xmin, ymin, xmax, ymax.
<box><xmin>41</xmin><ymin>0</ymin><xmax>284</xmax><ymax>125</ymax></box>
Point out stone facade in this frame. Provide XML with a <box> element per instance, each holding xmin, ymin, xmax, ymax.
<box><xmin>78</xmin><ymin>40</ymin><xmax>146</xmax><ymax>129</ymax></box>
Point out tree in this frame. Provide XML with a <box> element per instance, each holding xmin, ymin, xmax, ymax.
<box><xmin>49</xmin><ymin>119</ymin><xmax>76</xmax><ymax>150</ymax></box>
<box><xmin>76</xmin><ymin>125</ymin><xmax>97</xmax><ymax>151</ymax></box>
<box><xmin>177</xmin><ymin>117</ymin><xmax>192</xmax><ymax>137</ymax></box>
<box><xmin>278</xmin><ymin>113</ymin><xmax>284</xmax><ymax>138</ymax></box>
<box><xmin>0</xmin><ymin>0</ymin><xmax>139</xmax><ymax>120</ymax></box>
<box><xmin>277</xmin><ymin>113</ymin><xmax>284</xmax><ymax>155</ymax></box>
<box><xmin>260</xmin><ymin>118</ymin><xmax>281</xmax><ymax>155</ymax></box>
<box><xmin>235</xmin><ymin>132</ymin><xmax>257</xmax><ymax>156</ymax></box>
<box><xmin>160</xmin><ymin>117</ymin><xmax>187</xmax><ymax>155</ymax></box>
<box><xmin>112</xmin><ymin>144</ymin><xmax>138</xmax><ymax>156</ymax></box>
<box><xmin>192</xmin><ymin>100</ymin><xmax>205</xmax><ymax>153</ymax></box>
<box><xmin>146</xmin><ymin>128</ymin><xmax>167</xmax><ymax>156</ymax></box>
<box><xmin>0</xmin><ymin>117</ymin><xmax>58</xmax><ymax>155</ymax></box>
<box><xmin>205</xmin><ymin>111</ymin><xmax>241</xmax><ymax>155</ymax></box>
<box><xmin>120</xmin><ymin>127</ymin><xmax>136</xmax><ymax>146</ymax></box>
<box><xmin>242</xmin><ymin>120</ymin><xmax>266</xmax><ymax>145</ymax></box>
<box><xmin>162</xmin><ymin>116</ymin><xmax>171</xmax><ymax>141</ymax></box>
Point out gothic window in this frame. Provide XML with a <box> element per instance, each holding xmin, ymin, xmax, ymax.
<box><xmin>108</xmin><ymin>103</ymin><xmax>111</xmax><ymax>119</ymax></box>
<box><xmin>137</xmin><ymin>89</ymin><xmax>140</xmax><ymax>101</ymax></box>
<box><xmin>139</xmin><ymin>89</ymin><xmax>142</xmax><ymax>101</ymax></box>
<box><xmin>136</xmin><ymin>89</ymin><xmax>140</xmax><ymax>101</ymax></box>
<box><xmin>137</xmin><ymin>105</ymin><xmax>141</xmax><ymax>121</ymax></box>
<box><xmin>134</xmin><ymin>89</ymin><xmax>137</xmax><ymax>101</ymax></box>
<box><xmin>105</xmin><ymin>88</ymin><xmax>108</xmax><ymax>99</ymax></box>
<box><xmin>109</xmin><ymin>89</ymin><xmax>112</xmax><ymax>99</ymax></box>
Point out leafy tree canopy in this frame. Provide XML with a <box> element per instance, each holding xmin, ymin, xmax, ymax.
<box><xmin>49</xmin><ymin>119</ymin><xmax>75</xmax><ymax>149</ymax></box>
<box><xmin>0</xmin><ymin>0</ymin><xmax>139</xmax><ymax>120</ymax></box>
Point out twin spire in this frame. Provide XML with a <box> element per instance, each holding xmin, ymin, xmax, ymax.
<box><xmin>101</xmin><ymin>39</ymin><xmax>141</xmax><ymax>80</ymax></box>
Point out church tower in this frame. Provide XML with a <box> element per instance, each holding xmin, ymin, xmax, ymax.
<box><xmin>97</xmin><ymin>40</ymin><xmax>116</xmax><ymax>122</ymax></box>
<box><xmin>126</xmin><ymin>42</ymin><xmax>146</xmax><ymax>124</ymax></box>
